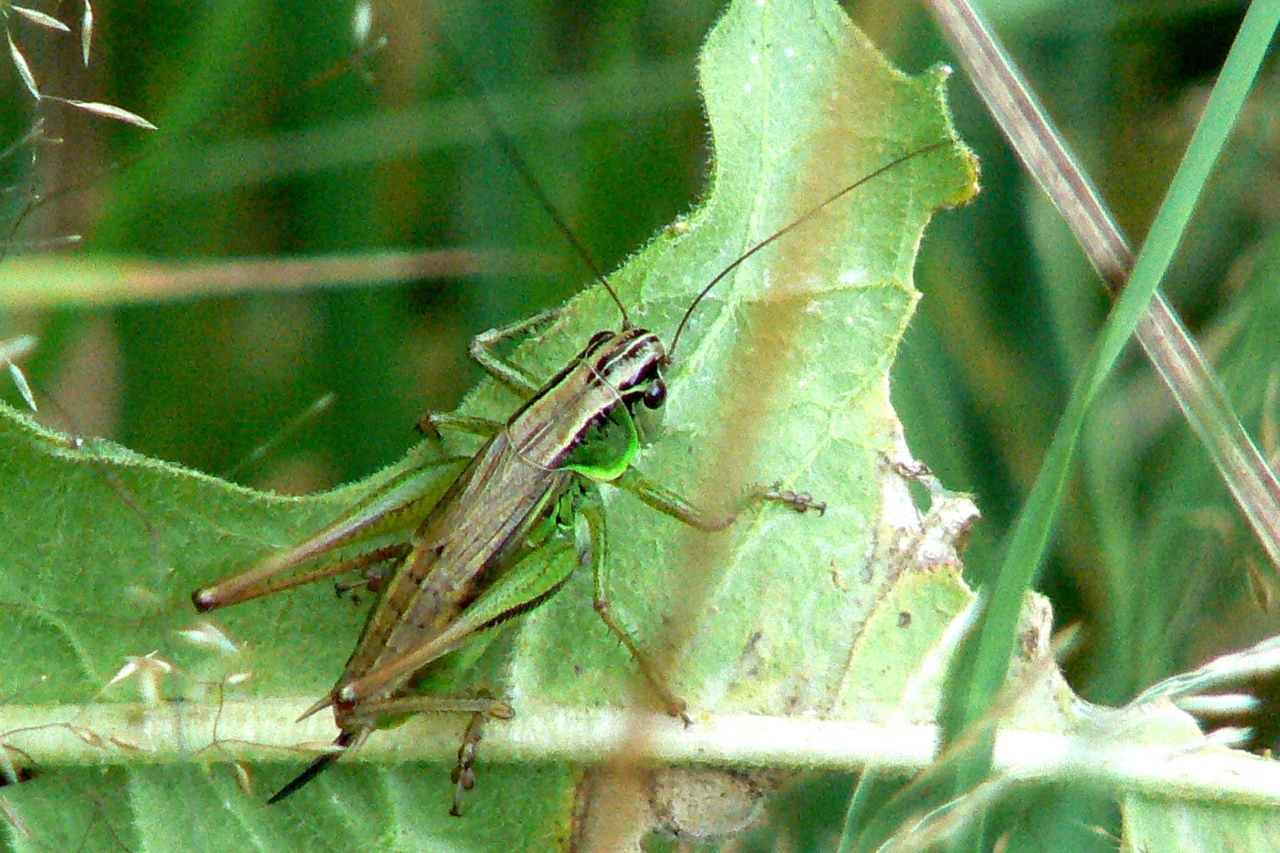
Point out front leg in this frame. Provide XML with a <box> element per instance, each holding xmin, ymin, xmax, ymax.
<box><xmin>576</xmin><ymin>484</ymin><xmax>690</xmax><ymax>723</ymax></box>
<box><xmin>469</xmin><ymin>307</ymin><xmax>564</xmax><ymax>397</ymax></box>
<box><xmin>613</xmin><ymin>468</ymin><xmax>825</xmax><ymax>531</ymax></box>
<box><xmin>415</xmin><ymin>309</ymin><xmax>565</xmax><ymax>435</ymax></box>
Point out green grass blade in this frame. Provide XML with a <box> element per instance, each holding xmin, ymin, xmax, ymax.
<box><xmin>940</xmin><ymin>0</ymin><xmax>1280</xmax><ymax>844</ymax></box>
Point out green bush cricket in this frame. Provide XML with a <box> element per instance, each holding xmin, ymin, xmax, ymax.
<box><xmin>189</xmin><ymin>138</ymin><xmax>945</xmax><ymax>809</ymax></box>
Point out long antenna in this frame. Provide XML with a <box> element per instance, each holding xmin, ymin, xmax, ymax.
<box><xmin>430</xmin><ymin>23</ymin><xmax>630</xmax><ymax>328</ymax></box>
<box><xmin>666</xmin><ymin>141</ymin><xmax>951</xmax><ymax>359</ymax></box>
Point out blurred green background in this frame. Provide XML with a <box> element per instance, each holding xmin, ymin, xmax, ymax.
<box><xmin>1</xmin><ymin>0</ymin><xmax>1277</xmax><ymax>847</ymax></box>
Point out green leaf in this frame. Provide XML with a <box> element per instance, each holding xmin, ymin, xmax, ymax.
<box><xmin>0</xmin><ymin>0</ymin><xmax>977</xmax><ymax>849</ymax></box>
<box><xmin>1124</xmin><ymin>795</ymin><xmax>1280</xmax><ymax>850</ymax></box>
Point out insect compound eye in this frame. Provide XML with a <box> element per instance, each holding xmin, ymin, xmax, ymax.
<box><xmin>643</xmin><ymin>380</ymin><xmax>666</xmax><ymax>409</ymax></box>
